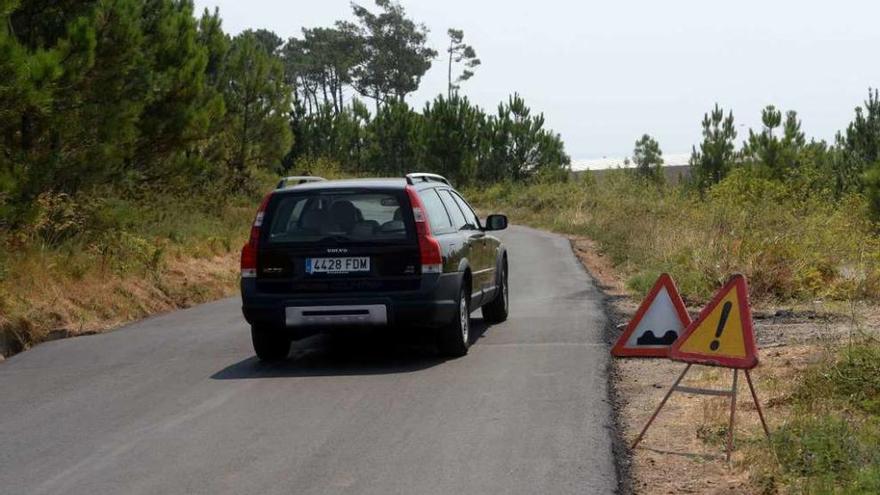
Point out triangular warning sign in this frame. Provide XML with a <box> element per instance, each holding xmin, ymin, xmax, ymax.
<box><xmin>612</xmin><ymin>273</ymin><xmax>691</xmax><ymax>358</ymax></box>
<box><xmin>669</xmin><ymin>274</ymin><xmax>758</xmax><ymax>369</ymax></box>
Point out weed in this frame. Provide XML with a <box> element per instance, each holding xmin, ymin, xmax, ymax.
<box><xmin>769</xmin><ymin>414</ymin><xmax>880</xmax><ymax>493</ymax></box>
<box><xmin>0</xmin><ymin>174</ymin><xmax>272</xmax><ymax>356</ymax></box>
<box><xmin>795</xmin><ymin>342</ymin><xmax>880</xmax><ymax>415</ymax></box>
<box><xmin>744</xmin><ymin>343</ymin><xmax>880</xmax><ymax>493</ymax></box>
<box><xmin>696</xmin><ymin>423</ymin><xmax>729</xmax><ymax>447</ymax></box>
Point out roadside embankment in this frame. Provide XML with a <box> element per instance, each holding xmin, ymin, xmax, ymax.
<box><xmin>572</xmin><ymin>235</ymin><xmax>880</xmax><ymax>493</ymax></box>
<box><xmin>0</xmin><ymin>185</ymin><xmax>263</xmax><ymax>358</ymax></box>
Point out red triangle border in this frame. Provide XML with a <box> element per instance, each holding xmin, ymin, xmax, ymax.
<box><xmin>611</xmin><ymin>273</ymin><xmax>691</xmax><ymax>358</ymax></box>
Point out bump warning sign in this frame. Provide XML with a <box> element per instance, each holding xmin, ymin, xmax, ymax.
<box><xmin>669</xmin><ymin>274</ymin><xmax>758</xmax><ymax>369</ymax></box>
<box><xmin>611</xmin><ymin>273</ymin><xmax>691</xmax><ymax>358</ymax></box>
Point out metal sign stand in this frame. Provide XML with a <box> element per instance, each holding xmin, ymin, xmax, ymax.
<box><xmin>630</xmin><ymin>364</ymin><xmax>770</xmax><ymax>463</ymax></box>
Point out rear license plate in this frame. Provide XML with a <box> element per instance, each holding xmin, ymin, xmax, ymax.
<box><xmin>306</xmin><ymin>257</ymin><xmax>370</xmax><ymax>274</ymax></box>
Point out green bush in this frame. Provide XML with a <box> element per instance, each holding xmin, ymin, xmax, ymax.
<box><xmin>850</xmin><ymin>465</ymin><xmax>880</xmax><ymax>494</ymax></box>
<box><xmin>773</xmin><ymin>415</ymin><xmax>863</xmax><ymax>487</ymax></box>
<box><xmin>795</xmin><ymin>342</ymin><xmax>880</xmax><ymax>415</ymax></box>
<box><xmin>745</xmin><ymin>343</ymin><xmax>880</xmax><ymax>494</ymax></box>
<box><xmin>769</xmin><ymin>414</ymin><xmax>880</xmax><ymax>494</ymax></box>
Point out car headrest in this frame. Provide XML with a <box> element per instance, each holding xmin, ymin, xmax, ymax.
<box><xmin>300</xmin><ymin>209</ymin><xmax>325</xmax><ymax>231</ymax></box>
<box><xmin>351</xmin><ymin>221</ymin><xmax>378</xmax><ymax>238</ymax></box>
<box><xmin>330</xmin><ymin>201</ymin><xmax>359</xmax><ymax>231</ymax></box>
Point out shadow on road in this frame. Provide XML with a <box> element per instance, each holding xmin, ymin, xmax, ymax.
<box><xmin>211</xmin><ymin>318</ymin><xmax>490</xmax><ymax>379</ymax></box>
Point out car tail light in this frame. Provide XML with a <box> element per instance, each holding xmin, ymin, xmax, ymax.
<box><xmin>240</xmin><ymin>192</ymin><xmax>273</xmax><ymax>278</ymax></box>
<box><xmin>405</xmin><ymin>185</ymin><xmax>443</xmax><ymax>274</ymax></box>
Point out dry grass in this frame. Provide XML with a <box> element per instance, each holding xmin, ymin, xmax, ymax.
<box><xmin>466</xmin><ymin>169</ymin><xmax>880</xmax><ymax>305</ymax></box>
<box><xmin>0</xmin><ymin>180</ymin><xmax>269</xmax><ymax>357</ymax></box>
<box><xmin>0</xmin><ymin>243</ymin><xmax>242</xmax><ymax>357</ymax></box>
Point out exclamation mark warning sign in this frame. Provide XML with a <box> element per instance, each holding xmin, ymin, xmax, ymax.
<box><xmin>670</xmin><ymin>274</ymin><xmax>758</xmax><ymax>369</ymax></box>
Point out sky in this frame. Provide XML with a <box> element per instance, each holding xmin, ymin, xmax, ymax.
<box><xmin>193</xmin><ymin>0</ymin><xmax>880</xmax><ymax>163</ymax></box>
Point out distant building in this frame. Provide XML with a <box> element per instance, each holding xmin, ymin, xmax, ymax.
<box><xmin>571</xmin><ymin>153</ymin><xmax>692</xmax><ymax>185</ymax></box>
<box><xmin>571</xmin><ymin>152</ymin><xmax>691</xmax><ymax>172</ymax></box>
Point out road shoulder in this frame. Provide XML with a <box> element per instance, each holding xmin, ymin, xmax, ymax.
<box><xmin>568</xmin><ymin>235</ymin><xmax>877</xmax><ymax>494</ymax></box>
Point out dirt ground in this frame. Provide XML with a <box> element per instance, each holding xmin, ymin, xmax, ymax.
<box><xmin>570</xmin><ymin>236</ymin><xmax>875</xmax><ymax>494</ymax></box>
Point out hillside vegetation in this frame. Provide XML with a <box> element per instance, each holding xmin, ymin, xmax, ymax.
<box><xmin>470</xmin><ymin>94</ymin><xmax>880</xmax><ymax>306</ymax></box>
<box><xmin>0</xmin><ymin>181</ymin><xmax>264</xmax><ymax>355</ymax></box>
<box><xmin>468</xmin><ymin>170</ymin><xmax>878</xmax><ymax>305</ymax></box>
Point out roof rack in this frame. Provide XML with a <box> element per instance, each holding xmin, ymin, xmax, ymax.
<box><xmin>276</xmin><ymin>176</ymin><xmax>327</xmax><ymax>189</ymax></box>
<box><xmin>405</xmin><ymin>173</ymin><xmax>450</xmax><ymax>186</ymax></box>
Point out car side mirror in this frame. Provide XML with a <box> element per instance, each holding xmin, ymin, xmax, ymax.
<box><xmin>484</xmin><ymin>214</ymin><xmax>508</xmax><ymax>231</ymax></box>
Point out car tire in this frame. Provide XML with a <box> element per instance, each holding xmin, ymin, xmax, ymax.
<box><xmin>251</xmin><ymin>326</ymin><xmax>290</xmax><ymax>362</ymax></box>
<box><xmin>482</xmin><ymin>261</ymin><xmax>509</xmax><ymax>323</ymax></box>
<box><xmin>437</xmin><ymin>285</ymin><xmax>471</xmax><ymax>357</ymax></box>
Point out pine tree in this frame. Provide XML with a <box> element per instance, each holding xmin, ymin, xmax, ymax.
<box><xmin>633</xmin><ymin>134</ymin><xmax>664</xmax><ymax>183</ymax></box>
<box><xmin>421</xmin><ymin>94</ymin><xmax>485</xmax><ymax>185</ymax></box>
<box><xmin>741</xmin><ymin>105</ymin><xmax>805</xmax><ymax>181</ymax></box>
<box><xmin>446</xmin><ymin>28</ymin><xmax>480</xmax><ymax>98</ymax></box>
<box><xmin>690</xmin><ymin>104</ymin><xmax>738</xmax><ymax>190</ymax></box>
<box><xmin>135</xmin><ymin>0</ymin><xmax>225</xmax><ymax>181</ymax></box>
<box><xmin>490</xmin><ymin>94</ymin><xmax>570</xmax><ymax>181</ymax></box>
<box><xmin>365</xmin><ymin>100</ymin><xmax>422</xmax><ymax>176</ymax></box>
<box><xmin>220</xmin><ymin>31</ymin><xmax>293</xmax><ymax>189</ymax></box>
<box><xmin>349</xmin><ymin>0</ymin><xmax>436</xmax><ymax>107</ymax></box>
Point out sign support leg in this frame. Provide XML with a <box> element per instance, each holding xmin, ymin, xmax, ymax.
<box><xmin>744</xmin><ymin>369</ymin><xmax>770</xmax><ymax>439</ymax></box>
<box><xmin>631</xmin><ymin>363</ymin><xmax>691</xmax><ymax>450</ymax></box>
<box><xmin>726</xmin><ymin>369</ymin><xmax>739</xmax><ymax>463</ymax></box>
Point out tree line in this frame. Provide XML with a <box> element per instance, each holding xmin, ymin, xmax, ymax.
<box><xmin>280</xmin><ymin>0</ymin><xmax>567</xmax><ymax>185</ymax></box>
<box><xmin>0</xmin><ymin>0</ymin><xmax>569</xmax><ymax>229</ymax></box>
<box><xmin>631</xmin><ymin>90</ymin><xmax>880</xmax><ymax>215</ymax></box>
<box><xmin>288</xmin><ymin>93</ymin><xmax>570</xmax><ymax>185</ymax></box>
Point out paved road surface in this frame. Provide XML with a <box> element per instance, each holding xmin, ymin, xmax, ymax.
<box><xmin>0</xmin><ymin>226</ymin><xmax>617</xmax><ymax>494</ymax></box>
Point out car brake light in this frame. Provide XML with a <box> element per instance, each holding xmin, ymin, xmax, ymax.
<box><xmin>241</xmin><ymin>192</ymin><xmax>273</xmax><ymax>278</ymax></box>
<box><xmin>405</xmin><ymin>186</ymin><xmax>443</xmax><ymax>274</ymax></box>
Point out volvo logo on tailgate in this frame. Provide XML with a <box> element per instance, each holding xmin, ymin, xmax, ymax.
<box><xmin>326</xmin><ymin>248</ymin><xmax>348</xmax><ymax>254</ymax></box>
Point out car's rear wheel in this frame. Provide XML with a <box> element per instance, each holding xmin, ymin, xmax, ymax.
<box><xmin>251</xmin><ymin>326</ymin><xmax>290</xmax><ymax>361</ymax></box>
<box><xmin>437</xmin><ymin>286</ymin><xmax>471</xmax><ymax>357</ymax></box>
<box><xmin>482</xmin><ymin>261</ymin><xmax>508</xmax><ymax>323</ymax></box>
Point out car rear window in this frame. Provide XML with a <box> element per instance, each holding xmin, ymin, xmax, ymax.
<box><xmin>265</xmin><ymin>191</ymin><xmax>412</xmax><ymax>244</ymax></box>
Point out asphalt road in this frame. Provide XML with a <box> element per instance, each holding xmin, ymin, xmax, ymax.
<box><xmin>0</xmin><ymin>225</ymin><xmax>617</xmax><ymax>495</ymax></box>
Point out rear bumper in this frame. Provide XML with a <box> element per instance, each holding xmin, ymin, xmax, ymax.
<box><xmin>285</xmin><ymin>304</ymin><xmax>388</xmax><ymax>327</ymax></box>
<box><xmin>240</xmin><ymin>272</ymin><xmax>461</xmax><ymax>332</ymax></box>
